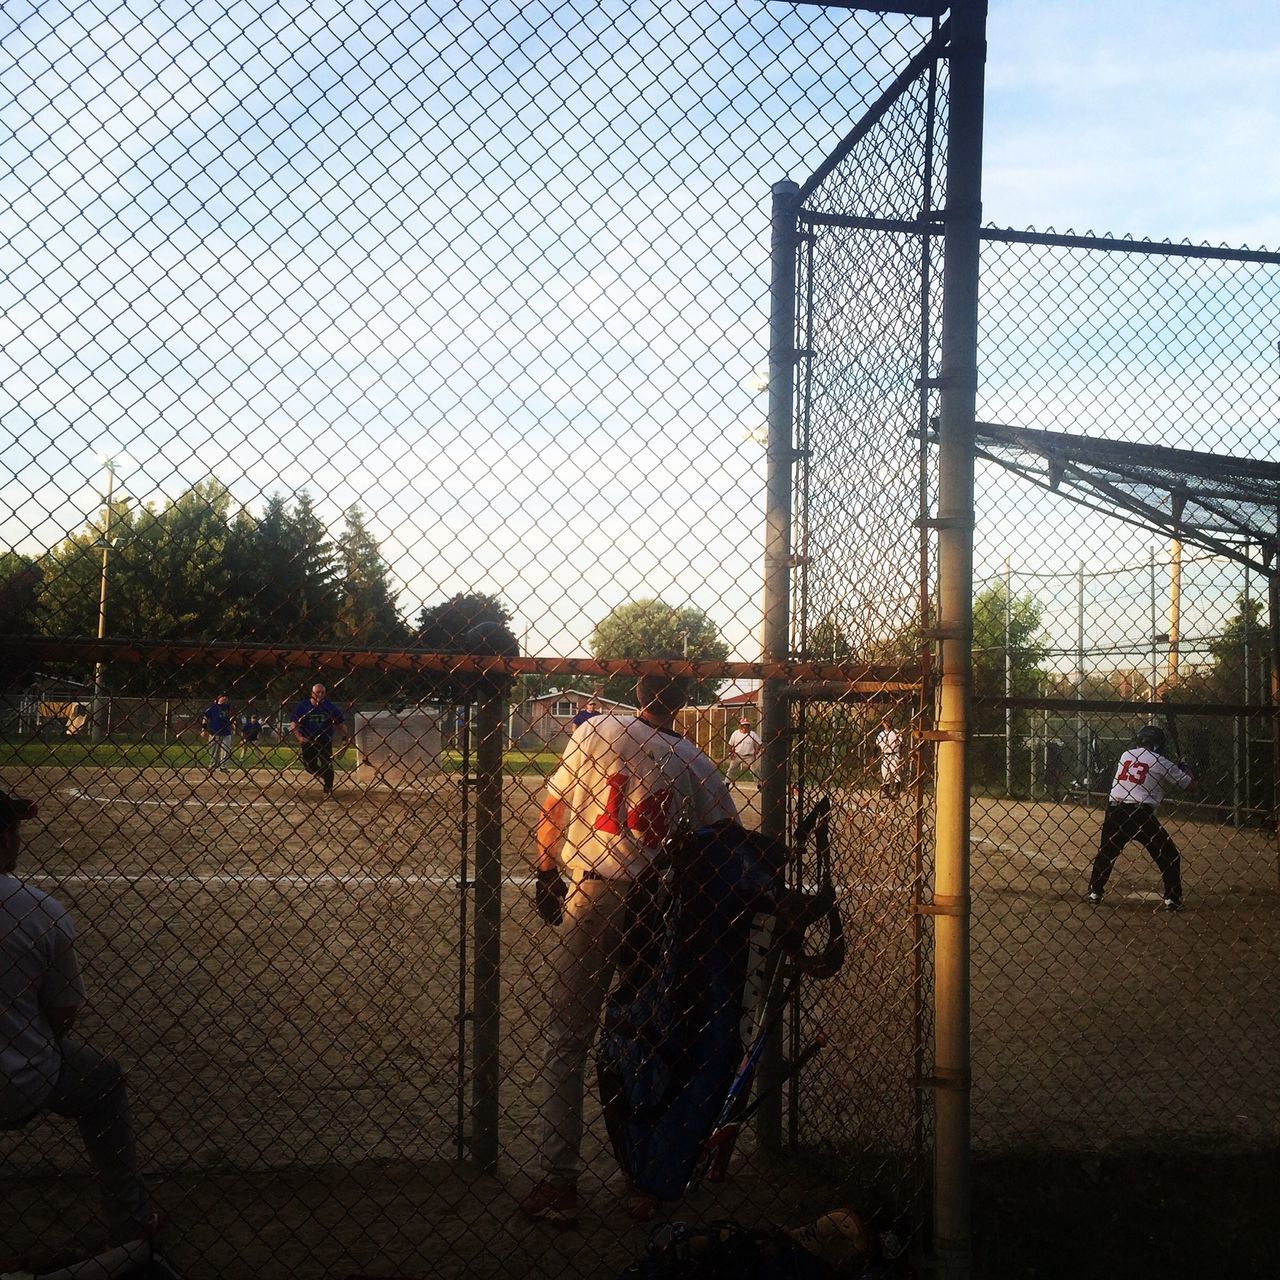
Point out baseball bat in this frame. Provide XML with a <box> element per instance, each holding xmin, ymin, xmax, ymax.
<box><xmin>1160</xmin><ymin>693</ymin><xmax>1203</xmax><ymax>779</ymax></box>
<box><xmin>1159</xmin><ymin>694</ymin><xmax>1183</xmax><ymax>761</ymax></box>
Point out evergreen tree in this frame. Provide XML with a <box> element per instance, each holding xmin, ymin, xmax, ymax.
<box><xmin>336</xmin><ymin>506</ymin><xmax>407</xmax><ymax>646</ymax></box>
<box><xmin>239</xmin><ymin>491</ymin><xmax>341</xmax><ymax>643</ymax></box>
<box><xmin>0</xmin><ymin>553</ymin><xmax>42</xmax><ymax>687</ymax></box>
<box><xmin>286</xmin><ymin>491</ymin><xmax>341</xmax><ymax>640</ymax></box>
<box><xmin>241</xmin><ymin>493</ymin><xmax>293</xmax><ymax>641</ymax></box>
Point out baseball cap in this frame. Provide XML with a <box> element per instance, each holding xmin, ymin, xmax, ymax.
<box><xmin>739</xmin><ymin>717</ymin><xmax>750</xmax><ymax>725</ymax></box>
<box><xmin>0</xmin><ymin>791</ymin><xmax>38</xmax><ymax>828</ymax></box>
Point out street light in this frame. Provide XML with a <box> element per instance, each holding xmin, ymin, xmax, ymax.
<box><xmin>90</xmin><ymin>455</ymin><xmax>118</xmax><ymax>743</ymax></box>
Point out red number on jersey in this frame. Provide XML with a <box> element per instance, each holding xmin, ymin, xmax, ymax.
<box><xmin>592</xmin><ymin>774</ymin><xmax>672</xmax><ymax>844</ymax></box>
<box><xmin>627</xmin><ymin>788</ymin><xmax>671</xmax><ymax>845</ymax></box>
<box><xmin>594</xmin><ymin>773</ymin><xmax>628</xmax><ymax>834</ymax></box>
<box><xmin>1118</xmin><ymin>759</ymin><xmax>1149</xmax><ymax>784</ymax></box>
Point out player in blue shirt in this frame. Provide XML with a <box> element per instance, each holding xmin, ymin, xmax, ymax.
<box><xmin>239</xmin><ymin>712</ymin><xmax>264</xmax><ymax>764</ymax></box>
<box><xmin>201</xmin><ymin>695</ymin><xmax>234</xmax><ymax>772</ymax></box>
<box><xmin>289</xmin><ymin>683</ymin><xmax>348</xmax><ymax>796</ymax></box>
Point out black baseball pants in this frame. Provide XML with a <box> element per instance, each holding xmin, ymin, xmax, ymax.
<box><xmin>300</xmin><ymin>738</ymin><xmax>334</xmax><ymax>792</ymax></box>
<box><xmin>1089</xmin><ymin>802</ymin><xmax>1181</xmax><ymax>902</ymax></box>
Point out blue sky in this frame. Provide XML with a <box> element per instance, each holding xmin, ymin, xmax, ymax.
<box><xmin>1</xmin><ymin>1</ymin><xmax>1275</xmax><ymax>659</ymax></box>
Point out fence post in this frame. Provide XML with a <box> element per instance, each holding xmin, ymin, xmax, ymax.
<box><xmin>1269</xmin><ymin>561</ymin><xmax>1280</xmax><ymax>886</ymax></box>
<box><xmin>757</xmin><ymin>176</ymin><xmax>801</xmax><ymax>1153</ymax></box>
<box><xmin>933</xmin><ymin>3</ymin><xmax>987</xmax><ymax>1277</ymax></box>
<box><xmin>470</xmin><ymin>690</ymin><xmax>504</xmax><ymax>1171</ymax></box>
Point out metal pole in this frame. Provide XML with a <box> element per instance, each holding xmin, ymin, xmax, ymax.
<box><xmin>456</xmin><ymin>705</ymin><xmax>471</xmax><ymax>1160</ymax></box>
<box><xmin>470</xmin><ymin>690</ymin><xmax>504</xmax><ymax>1171</ymax></box>
<box><xmin>1269</xmin><ymin>540</ymin><xmax>1280</xmax><ymax>887</ymax></box>
<box><xmin>1244</xmin><ymin>563</ymin><xmax>1252</xmax><ymax>814</ymax></box>
<box><xmin>1168</xmin><ymin>537</ymin><xmax>1182</xmax><ymax>685</ymax></box>
<box><xmin>757</xmin><ymin>177</ymin><xmax>800</xmax><ymax>1154</ymax></box>
<box><xmin>90</xmin><ymin>459</ymin><xmax>116</xmax><ymax>744</ymax></box>
<box><xmin>1004</xmin><ymin>559</ymin><xmax>1012</xmax><ymax>797</ymax></box>
<box><xmin>933</xmin><ymin>5</ymin><xmax>986</xmax><ymax>1277</ymax></box>
<box><xmin>1076</xmin><ymin>561</ymin><xmax>1085</xmax><ymax>789</ymax></box>
<box><xmin>1149</xmin><ymin>547</ymin><xmax>1159</xmax><ymax>702</ymax></box>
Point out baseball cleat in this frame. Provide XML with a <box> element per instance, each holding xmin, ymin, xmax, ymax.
<box><xmin>1161</xmin><ymin>897</ymin><xmax>1182</xmax><ymax>912</ymax></box>
<box><xmin>1085</xmin><ymin>892</ymin><xmax>1101</xmax><ymax>904</ymax></box>
<box><xmin>518</xmin><ymin>1180</ymin><xmax>579</xmax><ymax>1225</ymax></box>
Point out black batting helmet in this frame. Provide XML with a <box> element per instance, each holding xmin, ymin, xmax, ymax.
<box><xmin>1134</xmin><ymin>725</ymin><xmax>1166</xmax><ymax>753</ymax></box>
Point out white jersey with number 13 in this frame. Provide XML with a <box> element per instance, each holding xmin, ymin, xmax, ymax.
<box><xmin>1108</xmin><ymin>746</ymin><xmax>1192</xmax><ymax>808</ymax></box>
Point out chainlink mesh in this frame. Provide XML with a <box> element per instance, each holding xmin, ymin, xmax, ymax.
<box><xmin>3</xmin><ymin>3</ymin><xmax>1279</xmax><ymax>1278</ymax></box>
<box><xmin>1</xmin><ymin>2</ymin><xmax>945</xmax><ymax>1277</ymax></box>
<box><xmin>972</xmin><ymin>232</ymin><xmax>1280</xmax><ymax>1158</ymax></box>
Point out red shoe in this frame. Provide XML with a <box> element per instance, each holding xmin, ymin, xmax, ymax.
<box><xmin>626</xmin><ymin>1190</ymin><xmax>660</xmax><ymax>1222</ymax></box>
<box><xmin>518</xmin><ymin>1180</ymin><xmax>579</xmax><ymax>1225</ymax></box>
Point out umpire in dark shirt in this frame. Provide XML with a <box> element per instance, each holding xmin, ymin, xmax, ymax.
<box><xmin>290</xmin><ymin>683</ymin><xmax>348</xmax><ymax>796</ymax></box>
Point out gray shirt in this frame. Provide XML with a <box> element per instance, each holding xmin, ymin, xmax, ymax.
<box><xmin>1</xmin><ymin>874</ymin><xmax>85</xmax><ymax>1115</ymax></box>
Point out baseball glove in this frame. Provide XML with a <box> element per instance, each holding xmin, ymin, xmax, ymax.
<box><xmin>535</xmin><ymin>868</ymin><xmax>567</xmax><ymax>926</ymax></box>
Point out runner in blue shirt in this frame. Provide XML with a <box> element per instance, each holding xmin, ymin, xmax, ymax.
<box><xmin>289</xmin><ymin>683</ymin><xmax>348</xmax><ymax>796</ymax></box>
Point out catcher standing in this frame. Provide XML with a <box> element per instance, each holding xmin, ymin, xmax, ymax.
<box><xmin>1087</xmin><ymin>725</ymin><xmax>1196</xmax><ymax>911</ymax></box>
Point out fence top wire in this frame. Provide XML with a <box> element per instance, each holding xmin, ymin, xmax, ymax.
<box><xmin>968</xmin><ymin>422</ymin><xmax>1280</xmax><ymax>573</ymax></box>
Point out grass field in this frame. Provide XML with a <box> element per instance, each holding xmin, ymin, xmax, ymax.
<box><xmin>0</xmin><ymin>761</ymin><xmax>1274</xmax><ymax>1278</ymax></box>
<box><xmin>0</xmin><ymin>740</ymin><xmax>563</xmax><ymax>776</ymax></box>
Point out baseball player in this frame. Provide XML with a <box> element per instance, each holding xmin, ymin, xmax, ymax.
<box><xmin>239</xmin><ymin>711</ymin><xmax>265</xmax><ymax>763</ymax></box>
<box><xmin>875</xmin><ymin>717</ymin><xmax>905</xmax><ymax>798</ymax></box>
<box><xmin>520</xmin><ymin>669</ymin><xmax>738</xmax><ymax>1225</ymax></box>
<box><xmin>1</xmin><ymin>790</ymin><xmax>158</xmax><ymax>1243</ymax></box>
<box><xmin>570</xmin><ymin>697</ymin><xmax>603</xmax><ymax>731</ymax></box>
<box><xmin>289</xmin><ymin>682</ymin><xmax>348</xmax><ymax>796</ymax></box>
<box><xmin>201</xmin><ymin>694</ymin><xmax>234</xmax><ymax>771</ymax></box>
<box><xmin>1087</xmin><ymin>725</ymin><xmax>1197</xmax><ymax>911</ymax></box>
<box><xmin>725</xmin><ymin>716</ymin><xmax>762</xmax><ymax>781</ymax></box>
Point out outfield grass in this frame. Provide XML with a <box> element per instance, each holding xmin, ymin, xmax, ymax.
<box><xmin>0</xmin><ymin>739</ymin><xmax>560</xmax><ymax>776</ymax></box>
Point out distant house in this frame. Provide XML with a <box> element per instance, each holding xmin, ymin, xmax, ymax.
<box><xmin>510</xmin><ymin>689</ymin><xmax>635</xmax><ymax>751</ymax></box>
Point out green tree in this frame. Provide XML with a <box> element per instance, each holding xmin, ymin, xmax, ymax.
<box><xmin>283</xmin><ymin>491</ymin><xmax>341</xmax><ymax>639</ymax></box>
<box><xmin>972</xmin><ymin>583</ymin><xmax>1044</xmax><ymax>732</ymax></box>
<box><xmin>0</xmin><ymin>553</ymin><xmax>42</xmax><ymax>688</ymax></box>
<box><xmin>413</xmin><ymin>592</ymin><xmax>518</xmax><ymax>703</ymax></box>
<box><xmin>38</xmin><ymin>493</ymin><xmax>137</xmax><ymax>638</ymax></box>
<box><xmin>808</xmin><ymin>612</ymin><xmax>854</xmax><ymax>661</ymax></box>
<box><xmin>133</xmin><ymin>481</ymin><xmax>235</xmax><ymax>640</ymax></box>
<box><xmin>335</xmin><ymin>506</ymin><xmax>407</xmax><ymax>646</ymax></box>
<box><xmin>1208</xmin><ymin>592</ymin><xmax>1269</xmax><ymax>702</ymax></box>
<box><xmin>589</xmin><ymin>599</ymin><xmax>728</xmax><ymax>706</ymax></box>
<box><xmin>237</xmin><ymin>491</ymin><xmax>341</xmax><ymax>643</ymax></box>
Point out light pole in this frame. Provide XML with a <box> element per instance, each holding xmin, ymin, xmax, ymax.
<box><xmin>90</xmin><ymin>456</ymin><xmax>117</xmax><ymax>743</ymax></box>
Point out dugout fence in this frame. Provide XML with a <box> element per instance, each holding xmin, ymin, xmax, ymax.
<box><xmin>3</xmin><ymin>3</ymin><xmax>1279</xmax><ymax>1279</ymax></box>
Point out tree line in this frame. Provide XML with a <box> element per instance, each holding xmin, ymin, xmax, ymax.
<box><xmin>0</xmin><ymin>482</ymin><xmax>733</xmax><ymax>705</ymax></box>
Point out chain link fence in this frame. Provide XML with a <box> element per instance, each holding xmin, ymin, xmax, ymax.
<box><xmin>2</xmin><ymin>3</ymin><xmax>950</xmax><ymax>1277</ymax></box>
<box><xmin>3</xmin><ymin>2</ymin><xmax>1278</xmax><ymax>1278</ymax></box>
<box><xmin>971</xmin><ymin>230</ymin><xmax>1280</xmax><ymax>1165</ymax></box>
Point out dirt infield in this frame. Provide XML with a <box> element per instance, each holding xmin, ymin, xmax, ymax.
<box><xmin>1</xmin><ymin>765</ymin><xmax>1276</xmax><ymax>1277</ymax></box>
